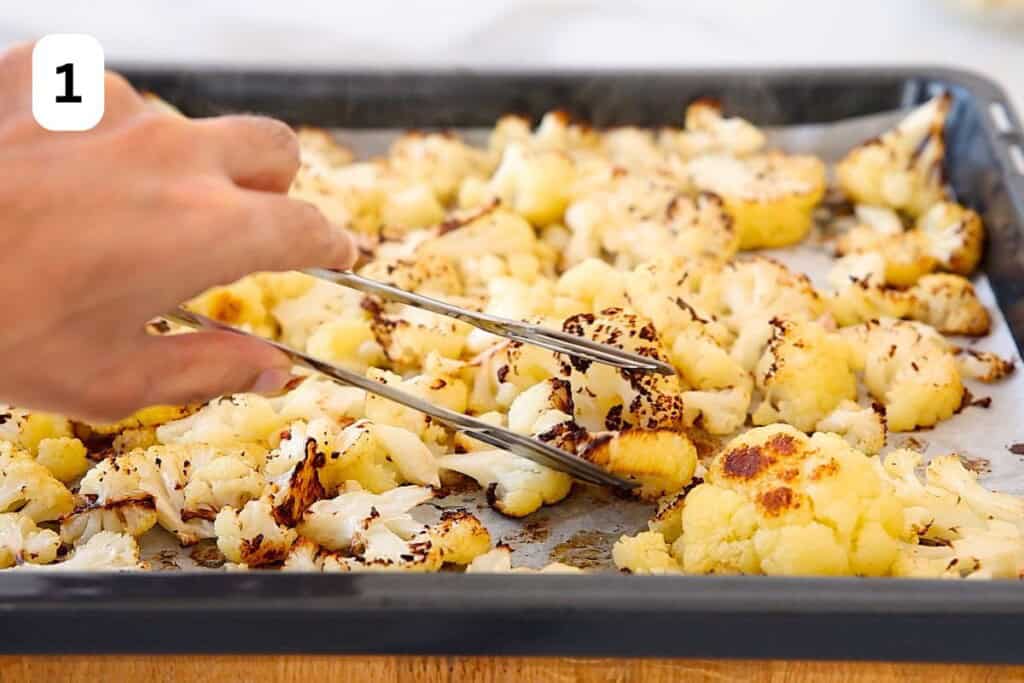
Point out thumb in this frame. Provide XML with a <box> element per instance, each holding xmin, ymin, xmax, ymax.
<box><xmin>126</xmin><ymin>330</ymin><xmax>293</xmax><ymax>411</ymax></box>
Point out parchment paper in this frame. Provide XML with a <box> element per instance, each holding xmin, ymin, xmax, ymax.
<box><xmin>142</xmin><ymin>111</ymin><xmax>1024</xmax><ymax>571</ymax></box>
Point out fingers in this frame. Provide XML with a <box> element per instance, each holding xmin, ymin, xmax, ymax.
<box><xmin>89</xmin><ymin>330</ymin><xmax>295</xmax><ymax>421</ymax></box>
<box><xmin>0</xmin><ymin>42</ymin><xmax>34</xmax><ymax>118</ymax></box>
<box><xmin>191</xmin><ymin>115</ymin><xmax>301</xmax><ymax>192</ymax></box>
<box><xmin>210</xmin><ymin>191</ymin><xmax>358</xmax><ymax>283</ymax></box>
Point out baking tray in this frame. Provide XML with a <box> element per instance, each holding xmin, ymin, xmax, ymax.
<box><xmin>4</xmin><ymin>67</ymin><xmax>1024</xmax><ymax>663</ymax></box>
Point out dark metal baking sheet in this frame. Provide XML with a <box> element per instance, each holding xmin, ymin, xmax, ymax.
<box><xmin>3</xmin><ymin>66</ymin><xmax>1024</xmax><ymax>662</ymax></box>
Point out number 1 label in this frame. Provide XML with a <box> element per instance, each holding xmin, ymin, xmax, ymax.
<box><xmin>32</xmin><ymin>35</ymin><xmax>104</xmax><ymax>131</ymax></box>
<box><xmin>55</xmin><ymin>63</ymin><xmax>83</xmax><ymax>103</ymax></box>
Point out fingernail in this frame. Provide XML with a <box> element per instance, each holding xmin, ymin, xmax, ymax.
<box><xmin>249</xmin><ymin>368</ymin><xmax>295</xmax><ymax>395</ymax></box>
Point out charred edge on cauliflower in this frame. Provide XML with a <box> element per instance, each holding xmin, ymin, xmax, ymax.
<box><xmin>69</xmin><ymin>492</ymin><xmax>156</xmax><ymax>517</ymax></box>
<box><xmin>239</xmin><ymin>532</ymin><xmax>291</xmax><ymax>566</ymax></box>
<box><xmin>272</xmin><ymin>438</ymin><xmax>327</xmax><ymax>526</ymax></box>
<box><xmin>437</xmin><ymin>199</ymin><xmax>501</xmax><ymax>236</ymax></box>
<box><xmin>721</xmin><ymin>432</ymin><xmax>799</xmax><ymax>481</ymax></box>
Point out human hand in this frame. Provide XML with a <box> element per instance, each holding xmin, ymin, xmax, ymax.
<box><xmin>0</xmin><ymin>42</ymin><xmax>356</xmax><ymax>422</ymax></box>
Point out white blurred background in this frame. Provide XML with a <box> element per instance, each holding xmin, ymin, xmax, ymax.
<box><xmin>2</xmin><ymin>0</ymin><xmax>1024</xmax><ymax>110</ymax></box>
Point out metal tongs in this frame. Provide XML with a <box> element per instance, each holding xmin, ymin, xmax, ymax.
<box><xmin>166</xmin><ymin>270</ymin><xmax>675</xmax><ymax>490</ymax></box>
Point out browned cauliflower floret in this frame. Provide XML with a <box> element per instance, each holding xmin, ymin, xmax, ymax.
<box><xmin>752</xmin><ymin>318</ymin><xmax>857</xmax><ymax>432</ymax></box>
<box><xmin>879</xmin><ymin>451</ymin><xmax>1024</xmax><ymax>579</ymax></box>
<box><xmin>916</xmin><ymin>201</ymin><xmax>985</xmax><ymax>275</ymax></box>
<box><xmin>215</xmin><ymin>498</ymin><xmax>298</xmax><ymax>566</ymax></box>
<box><xmin>559</xmin><ymin>308</ymin><xmax>685</xmax><ymax>433</ymax></box>
<box><xmin>833</xmin><ymin>205</ymin><xmax>935</xmax><ymax>286</ymax></box>
<box><xmin>715</xmin><ymin>257</ymin><xmax>826</xmax><ymax>371</ymax></box>
<box><xmin>564</xmin><ymin>175</ymin><xmax>738</xmax><ymax>268</ymax></box>
<box><xmin>0</xmin><ymin>442</ymin><xmax>73</xmax><ymax>523</ymax></box>
<box><xmin>61</xmin><ymin>456</ymin><xmax>159</xmax><ymax>546</ymax></box>
<box><xmin>814</xmin><ymin>400</ymin><xmax>887</xmax><ymax>455</ymax></box>
<box><xmin>909</xmin><ymin>273</ymin><xmax>990</xmax><ymax>336</ymax></box>
<box><xmin>155</xmin><ymin>394</ymin><xmax>283</xmax><ymax>449</ymax></box>
<box><xmin>661</xmin><ymin>98</ymin><xmax>766</xmax><ymax>159</ymax></box>
<box><xmin>836</xmin><ymin>94</ymin><xmax>951</xmax><ymax>216</ymax></box>
<box><xmin>186</xmin><ymin>275</ymin><xmax>277</xmax><ymax>337</ymax></box>
<box><xmin>389</xmin><ymin>131</ymin><xmax>489</xmax><ymax>204</ymax></box>
<box><xmin>612</xmin><ymin>530</ymin><xmax>681</xmax><ymax>574</ymax></box>
<box><xmin>685</xmin><ymin>152</ymin><xmax>826</xmax><ymax>249</ymax></box>
<box><xmin>675</xmin><ymin>425</ymin><xmax>906</xmax><ymax>576</ymax></box>
<box><xmin>23</xmin><ymin>531</ymin><xmax>145</xmax><ymax>571</ymax></box>
<box><xmin>438</xmin><ymin>450</ymin><xmax>572</xmax><ymax>518</ymax></box>
<box><xmin>296</xmin><ymin>483</ymin><xmax>454</xmax><ymax>572</ymax></box>
<box><xmin>825</xmin><ymin>254</ymin><xmax>990</xmax><ymax>335</ymax></box>
<box><xmin>579</xmin><ymin>429</ymin><xmax>697</xmax><ymax>500</ymax></box>
<box><xmin>840</xmin><ymin>319</ymin><xmax>963</xmax><ymax>432</ymax></box>
<box><xmin>0</xmin><ymin>512</ymin><xmax>60</xmax><ymax>567</ymax></box>
<box><xmin>832</xmin><ymin>202</ymin><xmax>985</xmax><ymax>287</ymax></box>
<box><xmin>953</xmin><ymin>348</ymin><xmax>1015</xmax><ymax>383</ymax></box>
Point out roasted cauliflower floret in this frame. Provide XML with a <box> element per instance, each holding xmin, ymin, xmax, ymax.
<box><xmin>438</xmin><ymin>450</ymin><xmax>572</xmax><ymax>518</ymax></box>
<box><xmin>832</xmin><ymin>201</ymin><xmax>985</xmax><ymax>286</ymax></box>
<box><xmin>0</xmin><ymin>408</ymin><xmax>73</xmax><ymax>453</ymax></box>
<box><xmin>909</xmin><ymin>273</ymin><xmax>990</xmax><ymax>336</ymax></box>
<box><xmin>564</xmin><ymin>176</ymin><xmax>738</xmax><ymax>268</ymax></box>
<box><xmin>663</xmin><ymin>98</ymin><xmax>766</xmax><ymax>158</ymax></box>
<box><xmin>389</xmin><ymin>131</ymin><xmax>489</xmax><ymax>204</ymax></box>
<box><xmin>841</xmin><ymin>319</ymin><xmax>963</xmax><ymax>432</ymax></box>
<box><xmin>103</xmin><ymin>445</ymin><xmax>241</xmax><ymax>544</ymax></box>
<box><xmin>953</xmin><ymin>348</ymin><xmax>1014</xmax><ymax>383</ymax></box>
<box><xmin>186</xmin><ymin>275</ymin><xmax>277</xmax><ymax>337</ymax></box>
<box><xmin>878</xmin><ymin>451</ymin><xmax>1024</xmax><ymax>579</ymax></box>
<box><xmin>507</xmin><ymin>378</ymin><xmax>583</xmax><ymax>453</ymax></box>
<box><xmin>62</xmin><ymin>457</ymin><xmax>158</xmax><ymax>546</ymax></box>
<box><xmin>182</xmin><ymin>447</ymin><xmax>267</xmax><ymax>519</ymax></box>
<box><xmin>34</xmin><ymin>437</ymin><xmax>89</xmax><ymax>483</ymax></box>
<box><xmin>560</xmin><ymin>308</ymin><xmax>684</xmax><ymax>432</ymax></box>
<box><xmin>0</xmin><ymin>512</ymin><xmax>60</xmax><ymax>567</ymax></box>
<box><xmin>155</xmin><ymin>394</ymin><xmax>283</xmax><ymax>449</ymax></box>
<box><xmin>676</xmin><ymin>425</ymin><xmax>906</xmax><ymax>576</ymax></box>
<box><xmin>296</xmin><ymin>417</ymin><xmax>438</xmax><ymax>493</ymax></box>
<box><xmin>428</xmin><ymin>509</ymin><xmax>492</xmax><ymax>566</ymax></box>
<box><xmin>612</xmin><ymin>530</ymin><xmax>681</xmax><ymax>575</ymax></box>
<box><xmin>271</xmin><ymin>376</ymin><xmax>366</xmax><ymax>425</ymax></box>
<box><xmin>298</xmin><ymin>484</ymin><xmax>433</xmax><ymax>551</ymax></box>
<box><xmin>752</xmin><ymin>318</ymin><xmax>857</xmax><ymax>432</ymax></box>
<box><xmin>487</xmin><ymin>143</ymin><xmax>575</xmax><ymax>226</ymax></box>
<box><xmin>215</xmin><ymin>498</ymin><xmax>298</xmax><ymax>566</ymax></box>
<box><xmin>579</xmin><ymin>430</ymin><xmax>697</xmax><ymax>500</ymax></box>
<box><xmin>833</xmin><ymin>205</ymin><xmax>934</xmax><ymax>286</ymax></box>
<box><xmin>826</xmin><ymin>255</ymin><xmax>989</xmax><ymax>335</ymax></box>
<box><xmin>716</xmin><ymin>258</ymin><xmax>825</xmax><ymax>371</ymax></box>
<box><xmin>0</xmin><ymin>442</ymin><xmax>73</xmax><ymax>523</ymax></box>
<box><xmin>836</xmin><ymin>94</ymin><xmax>951</xmax><ymax>216</ymax></box>
<box><xmin>685</xmin><ymin>152</ymin><xmax>826</xmax><ymax>249</ymax></box>
<box><xmin>297</xmin><ymin>483</ymin><xmax>446</xmax><ymax>572</ymax></box>
<box><xmin>26</xmin><ymin>531</ymin><xmax>144</xmax><ymax>571</ymax></box>
<box><xmin>814</xmin><ymin>400</ymin><xmax>886</xmax><ymax>455</ymax></box>
<box><xmin>916</xmin><ymin>200</ymin><xmax>984</xmax><ymax>275</ymax></box>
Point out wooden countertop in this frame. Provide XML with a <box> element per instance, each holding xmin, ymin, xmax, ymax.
<box><xmin>2</xmin><ymin>656</ymin><xmax>1022</xmax><ymax>682</ymax></box>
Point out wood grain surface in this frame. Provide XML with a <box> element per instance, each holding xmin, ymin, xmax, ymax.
<box><xmin>2</xmin><ymin>656</ymin><xmax>1023</xmax><ymax>682</ymax></box>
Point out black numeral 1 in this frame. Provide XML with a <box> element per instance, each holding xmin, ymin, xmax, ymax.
<box><xmin>55</xmin><ymin>63</ymin><xmax>82</xmax><ymax>103</ymax></box>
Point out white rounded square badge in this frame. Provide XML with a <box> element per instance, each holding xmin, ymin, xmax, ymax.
<box><xmin>32</xmin><ymin>34</ymin><xmax>105</xmax><ymax>132</ymax></box>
